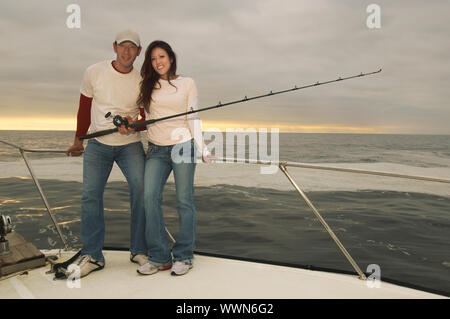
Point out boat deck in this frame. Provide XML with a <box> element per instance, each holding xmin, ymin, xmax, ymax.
<box><xmin>0</xmin><ymin>250</ymin><xmax>444</xmax><ymax>299</ymax></box>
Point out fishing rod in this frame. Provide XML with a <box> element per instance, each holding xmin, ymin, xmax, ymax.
<box><xmin>79</xmin><ymin>68</ymin><xmax>382</xmax><ymax>140</ymax></box>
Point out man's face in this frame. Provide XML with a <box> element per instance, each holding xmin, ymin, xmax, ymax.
<box><xmin>113</xmin><ymin>41</ymin><xmax>141</xmax><ymax>70</ymax></box>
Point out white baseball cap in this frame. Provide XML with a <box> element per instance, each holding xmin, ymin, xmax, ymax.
<box><xmin>115</xmin><ymin>29</ymin><xmax>141</xmax><ymax>47</ymax></box>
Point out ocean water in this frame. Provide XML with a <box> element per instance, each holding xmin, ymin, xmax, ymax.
<box><xmin>0</xmin><ymin>130</ymin><xmax>449</xmax><ymax>295</ymax></box>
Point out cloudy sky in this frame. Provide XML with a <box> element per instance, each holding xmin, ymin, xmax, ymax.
<box><xmin>0</xmin><ymin>0</ymin><xmax>449</xmax><ymax>134</ymax></box>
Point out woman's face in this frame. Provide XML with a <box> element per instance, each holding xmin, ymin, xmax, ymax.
<box><xmin>151</xmin><ymin>47</ymin><xmax>172</xmax><ymax>80</ymax></box>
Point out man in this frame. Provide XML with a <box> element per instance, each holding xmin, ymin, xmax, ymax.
<box><xmin>66</xmin><ymin>30</ymin><xmax>148</xmax><ymax>277</ymax></box>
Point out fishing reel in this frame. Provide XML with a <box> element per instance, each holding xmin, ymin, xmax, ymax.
<box><xmin>105</xmin><ymin>112</ymin><xmax>130</xmax><ymax>128</ymax></box>
<box><xmin>0</xmin><ymin>214</ymin><xmax>13</xmax><ymax>256</ymax></box>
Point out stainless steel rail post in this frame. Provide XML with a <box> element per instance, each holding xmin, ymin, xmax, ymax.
<box><xmin>279</xmin><ymin>163</ymin><xmax>367</xmax><ymax>280</ymax></box>
<box><xmin>19</xmin><ymin>150</ymin><xmax>69</xmax><ymax>250</ymax></box>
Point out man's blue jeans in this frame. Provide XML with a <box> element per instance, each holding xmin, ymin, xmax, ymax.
<box><xmin>144</xmin><ymin>139</ymin><xmax>197</xmax><ymax>265</ymax></box>
<box><xmin>81</xmin><ymin>139</ymin><xmax>147</xmax><ymax>262</ymax></box>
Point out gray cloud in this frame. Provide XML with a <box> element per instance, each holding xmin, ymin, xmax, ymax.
<box><xmin>0</xmin><ymin>0</ymin><xmax>449</xmax><ymax>134</ymax></box>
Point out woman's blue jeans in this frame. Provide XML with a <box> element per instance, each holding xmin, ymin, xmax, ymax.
<box><xmin>144</xmin><ymin>139</ymin><xmax>197</xmax><ymax>265</ymax></box>
<box><xmin>80</xmin><ymin>139</ymin><xmax>147</xmax><ymax>263</ymax></box>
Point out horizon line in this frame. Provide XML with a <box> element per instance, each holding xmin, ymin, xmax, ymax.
<box><xmin>0</xmin><ymin>129</ymin><xmax>448</xmax><ymax>136</ymax></box>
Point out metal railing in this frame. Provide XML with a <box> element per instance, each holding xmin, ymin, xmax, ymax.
<box><xmin>1</xmin><ymin>139</ymin><xmax>449</xmax><ymax>280</ymax></box>
<box><xmin>217</xmin><ymin>158</ymin><xmax>449</xmax><ymax>280</ymax></box>
<box><xmin>1</xmin><ymin>140</ymin><xmax>70</xmax><ymax>250</ymax></box>
<box><xmin>0</xmin><ymin>140</ymin><xmax>178</xmax><ymax>249</ymax></box>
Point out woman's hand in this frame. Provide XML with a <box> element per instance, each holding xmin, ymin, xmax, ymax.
<box><xmin>202</xmin><ymin>153</ymin><xmax>217</xmax><ymax>163</ymax></box>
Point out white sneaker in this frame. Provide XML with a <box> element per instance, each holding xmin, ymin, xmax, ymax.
<box><xmin>171</xmin><ymin>260</ymin><xmax>193</xmax><ymax>276</ymax></box>
<box><xmin>130</xmin><ymin>253</ymin><xmax>148</xmax><ymax>266</ymax></box>
<box><xmin>137</xmin><ymin>262</ymin><xmax>172</xmax><ymax>275</ymax></box>
<box><xmin>70</xmin><ymin>254</ymin><xmax>104</xmax><ymax>278</ymax></box>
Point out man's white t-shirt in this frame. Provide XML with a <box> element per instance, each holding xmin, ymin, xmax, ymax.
<box><xmin>80</xmin><ymin>60</ymin><xmax>142</xmax><ymax>146</ymax></box>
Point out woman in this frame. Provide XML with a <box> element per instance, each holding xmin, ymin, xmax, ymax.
<box><xmin>136</xmin><ymin>40</ymin><xmax>211</xmax><ymax>276</ymax></box>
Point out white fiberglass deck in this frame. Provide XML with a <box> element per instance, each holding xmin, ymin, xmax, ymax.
<box><xmin>0</xmin><ymin>250</ymin><xmax>445</xmax><ymax>299</ymax></box>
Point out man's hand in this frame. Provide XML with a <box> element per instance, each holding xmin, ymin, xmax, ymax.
<box><xmin>66</xmin><ymin>137</ymin><xmax>84</xmax><ymax>156</ymax></box>
<box><xmin>118</xmin><ymin>116</ymin><xmax>135</xmax><ymax>134</ymax></box>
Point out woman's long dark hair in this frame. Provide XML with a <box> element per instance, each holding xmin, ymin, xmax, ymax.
<box><xmin>137</xmin><ymin>40</ymin><xmax>178</xmax><ymax>112</ymax></box>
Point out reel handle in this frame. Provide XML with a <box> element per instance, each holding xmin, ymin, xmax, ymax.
<box><xmin>105</xmin><ymin>112</ymin><xmax>129</xmax><ymax>128</ymax></box>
